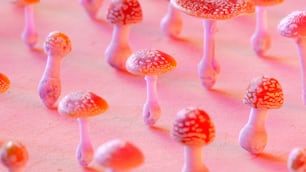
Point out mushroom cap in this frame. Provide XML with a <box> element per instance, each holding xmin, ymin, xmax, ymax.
<box><xmin>43</xmin><ymin>31</ymin><xmax>72</xmax><ymax>57</ymax></box>
<box><xmin>0</xmin><ymin>73</ymin><xmax>10</xmax><ymax>93</ymax></box>
<box><xmin>171</xmin><ymin>107</ymin><xmax>215</xmax><ymax>147</ymax></box>
<box><xmin>106</xmin><ymin>0</ymin><xmax>143</xmax><ymax>25</ymax></box>
<box><xmin>126</xmin><ymin>49</ymin><xmax>177</xmax><ymax>76</ymax></box>
<box><xmin>10</xmin><ymin>0</ymin><xmax>39</xmax><ymax>5</ymax></box>
<box><xmin>58</xmin><ymin>91</ymin><xmax>108</xmax><ymax>118</ymax></box>
<box><xmin>94</xmin><ymin>139</ymin><xmax>144</xmax><ymax>170</ymax></box>
<box><xmin>170</xmin><ymin>0</ymin><xmax>255</xmax><ymax>20</ymax></box>
<box><xmin>278</xmin><ymin>10</ymin><xmax>306</xmax><ymax>38</ymax></box>
<box><xmin>288</xmin><ymin>147</ymin><xmax>306</xmax><ymax>172</ymax></box>
<box><xmin>252</xmin><ymin>0</ymin><xmax>284</xmax><ymax>6</ymax></box>
<box><xmin>0</xmin><ymin>141</ymin><xmax>29</xmax><ymax>168</ymax></box>
<box><xmin>243</xmin><ymin>76</ymin><xmax>284</xmax><ymax>109</ymax></box>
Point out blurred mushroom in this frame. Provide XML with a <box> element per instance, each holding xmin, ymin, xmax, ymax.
<box><xmin>126</xmin><ymin>49</ymin><xmax>177</xmax><ymax>126</ymax></box>
<box><xmin>93</xmin><ymin>139</ymin><xmax>144</xmax><ymax>171</ymax></box>
<box><xmin>0</xmin><ymin>141</ymin><xmax>29</xmax><ymax>172</ymax></box>
<box><xmin>105</xmin><ymin>0</ymin><xmax>143</xmax><ymax>72</ymax></box>
<box><xmin>171</xmin><ymin>107</ymin><xmax>215</xmax><ymax>172</ymax></box>
<box><xmin>80</xmin><ymin>0</ymin><xmax>103</xmax><ymax>20</ymax></box>
<box><xmin>160</xmin><ymin>1</ymin><xmax>183</xmax><ymax>38</ymax></box>
<box><xmin>171</xmin><ymin>0</ymin><xmax>255</xmax><ymax>89</ymax></box>
<box><xmin>278</xmin><ymin>10</ymin><xmax>306</xmax><ymax>104</ymax></box>
<box><xmin>239</xmin><ymin>76</ymin><xmax>284</xmax><ymax>154</ymax></box>
<box><xmin>38</xmin><ymin>31</ymin><xmax>72</xmax><ymax>109</ymax></box>
<box><xmin>58</xmin><ymin>91</ymin><xmax>109</xmax><ymax>167</ymax></box>
<box><xmin>288</xmin><ymin>147</ymin><xmax>306</xmax><ymax>172</ymax></box>
<box><xmin>250</xmin><ymin>0</ymin><xmax>284</xmax><ymax>56</ymax></box>
<box><xmin>0</xmin><ymin>73</ymin><xmax>10</xmax><ymax>93</ymax></box>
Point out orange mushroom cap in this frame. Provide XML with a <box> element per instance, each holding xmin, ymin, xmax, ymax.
<box><xmin>0</xmin><ymin>141</ymin><xmax>29</xmax><ymax>168</ymax></box>
<box><xmin>0</xmin><ymin>73</ymin><xmax>10</xmax><ymax>93</ymax></box>
<box><xmin>278</xmin><ymin>10</ymin><xmax>306</xmax><ymax>39</ymax></box>
<box><xmin>10</xmin><ymin>0</ymin><xmax>39</xmax><ymax>5</ymax></box>
<box><xmin>252</xmin><ymin>0</ymin><xmax>284</xmax><ymax>6</ymax></box>
<box><xmin>43</xmin><ymin>31</ymin><xmax>72</xmax><ymax>57</ymax></box>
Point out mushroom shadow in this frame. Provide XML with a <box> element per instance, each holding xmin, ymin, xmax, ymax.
<box><xmin>249</xmin><ymin>152</ymin><xmax>288</xmax><ymax>171</ymax></box>
<box><xmin>29</xmin><ymin>47</ymin><xmax>46</xmax><ymax>59</ymax></box>
<box><xmin>149</xmin><ymin>125</ymin><xmax>172</xmax><ymax>141</ymax></box>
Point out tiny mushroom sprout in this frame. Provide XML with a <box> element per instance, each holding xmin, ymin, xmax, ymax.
<box><xmin>126</xmin><ymin>49</ymin><xmax>177</xmax><ymax>126</ymax></box>
<box><xmin>80</xmin><ymin>0</ymin><xmax>103</xmax><ymax>20</ymax></box>
<box><xmin>38</xmin><ymin>31</ymin><xmax>72</xmax><ymax>109</ymax></box>
<box><xmin>288</xmin><ymin>147</ymin><xmax>306</xmax><ymax>172</ymax></box>
<box><xmin>171</xmin><ymin>0</ymin><xmax>255</xmax><ymax>89</ymax></box>
<box><xmin>105</xmin><ymin>0</ymin><xmax>143</xmax><ymax>72</ymax></box>
<box><xmin>10</xmin><ymin>0</ymin><xmax>40</xmax><ymax>49</ymax></box>
<box><xmin>0</xmin><ymin>141</ymin><xmax>29</xmax><ymax>172</ymax></box>
<box><xmin>251</xmin><ymin>0</ymin><xmax>284</xmax><ymax>56</ymax></box>
<box><xmin>93</xmin><ymin>139</ymin><xmax>144</xmax><ymax>172</ymax></box>
<box><xmin>239</xmin><ymin>76</ymin><xmax>284</xmax><ymax>154</ymax></box>
<box><xmin>278</xmin><ymin>10</ymin><xmax>306</xmax><ymax>104</ymax></box>
<box><xmin>0</xmin><ymin>73</ymin><xmax>10</xmax><ymax>93</ymax></box>
<box><xmin>171</xmin><ymin>107</ymin><xmax>215</xmax><ymax>172</ymax></box>
<box><xmin>58</xmin><ymin>91</ymin><xmax>109</xmax><ymax>167</ymax></box>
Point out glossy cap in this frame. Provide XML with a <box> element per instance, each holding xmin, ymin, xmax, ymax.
<box><xmin>171</xmin><ymin>107</ymin><xmax>215</xmax><ymax>147</ymax></box>
<box><xmin>0</xmin><ymin>141</ymin><xmax>29</xmax><ymax>169</ymax></box>
<box><xmin>288</xmin><ymin>147</ymin><xmax>306</xmax><ymax>172</ymax></box>
<box><xmin>0</xmin><ymin>73</ymin><xmax>10</xmax><ymax>93</ymax></box>
<box><xmin>58</xmin><ymin>91</ymin><xmax>108</xmax><ymax>118</ymax></box>
<box><xmin>126</xmin><ymin>49</ymin><xmax>177</xmax><ymax>76</ymax></box>
<box><xmin>243</xmin><ymin>76</ymin><xmax>284</xmax><ymax>109</ymax></box>
<box><xmin>106</xmin><ymin>0</ymin><xmax>143</xmax><ymax>25</ymax></box>
<box><xmin>43</xmin><ymin>31</ymin><xmax>72</xmax><ymax>57</ymax></box>
<box><xmin>278</xmin><ymin>10</ymin><xmax>306</xmax><ymax>38</ymax></box>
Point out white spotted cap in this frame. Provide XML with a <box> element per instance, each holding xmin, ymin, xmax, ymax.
<box><xmin>43</xmin><ymin>31</ymin><xmax>72</xmax><ymax>57</ymax></box>
<box><xmin>0</xmin><ymin>141</ymin><xmax>29</xmax><ymax>168</ymax></box>
<box><xmin>278</xmin><ymin>10</ymin><xmax>306</xmax><ymax>38</ymax></box>
<box><xmin>288</xmin><ymin>147</ymin><xmax>306</xmax><ymax>172</ymax></box>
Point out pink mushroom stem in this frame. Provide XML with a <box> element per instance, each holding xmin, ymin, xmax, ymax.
<box><xmin>80</xmin><ymin>0</ymin><xmax>103</xmax><ymax>19</ymax></box>
<box><xmin>251</xmin><ymin>6</ymin><xmax>271</xmax><ymax>56</ymax></box>
<box><xmin>160</xmin><ymin>2</ymin><xmax>183</xmax><ymax>37</ymax></box>
<box><xmin>105</xmin><ymin>25</ymin><xmax>132</xmax><ymax>71</ymax></box>
<box><xmin>183</xmin><ymin>145</ymin><xmax>208</xmax><ymax>172</ymax></box>
<box><xmin>143</xmin><ymin>75</ymin><xmax>161</xmax><ymax>126</ymax></box>
<box><xmin>198</xmin><ymin>19</ymin><xmax>220</xmax><ymax>89</ymax></box>
<box><xmin>239</xmin><ymin>108</ymin><xmax>268</xmax><ymax>154</ymax></box>
<box><xmin>22</xmin><ymin>4</ymin><xmax>38</xmax><ymax>48</ymax></box>
<box><xmin>76</xmin><ymin>117</ymin><xmax>94</xmax><ymax>167</ymax></box>
<box><xmin>296</xmin><ymin>38</ymin><xmax>306</xmax><ymax>105</ymax></box>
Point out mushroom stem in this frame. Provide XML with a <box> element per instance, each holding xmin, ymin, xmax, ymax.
<box><xmin>182</xmin><ymin>145</ymin><xmax>208</xmax><ymax>172</ymax></box>
<box><xmin>80</xmin><ymin>0</ymin><xmax>103</xmax><ymax>19</ymax></box>
<box><xmin>76</xmin><ymin>117</ymin><xmax>94</xmax><ymax>167</ymax></box>
<box><xmin>160</xmin><ymin>2</ymin><xmax>183</xmax><ymax>38</ymax></box>
<box><xmin>239</xmin><ymin>108</ymin><xmax>268</xmax><ymax>154</ymax></box>
<box><xmin>105</xmin><ymin>24</ymin><xmax>132</xmax><ymax>71</ymax></box>
<box><xmin>251</xmin><ymin>6</ymin><xmax>271</xmax><ymax>57</ymax></box>
<box><xmin>42</xmin><ymin>55</ymin><xmax>63</xmax><ymax>79</ymax></box>
<box><xmin>198</xmin><ymin>19</ymin><xmax>220</xmax><ymax>89</ymax></box>
<box><xmin>296</xmin><ymin>38</ymin><xmax>306</xmax><ymax>105</ymax></box>
<box><xmin>22</xmin><ymin>4</ymin><xmax>38</xmax><ymax>49</ymax></box>
<box><xmin>143</xmin><ymin>75</ymin><xmax>161</xmax><ymax>126</ymax></box>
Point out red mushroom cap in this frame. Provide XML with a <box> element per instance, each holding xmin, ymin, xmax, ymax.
<box><xmin>10</xmin><ymin>0</ymin><xmax>39</xmax><ymax>5</ymax></box>
<box><xmin>43</xmin><ymin>31</ymin><xmax>72</xmax><ymax>57</ymax></box>
<box><xmin>126</xmin><ymin>49</ymin><xmax>177</xmax><ymax>76</ymax></box>
<box><xmin>106</xmin><ymin>0</ymin><xmax>143</xmax><ymax>25</ymax></box>
<box><xmin>170</xmin><ymin>0</ymin><xmax>255</xmax><ymax>20</ymax></box>
<box><xmin>243</xmin><ymin>76</ymin><xmax>284</xmax><ymax>109</ymax></box>
<box><xmin>252</xmin><ymin>0</ymin><xmax>284</xmax><ymax>6</ymax></box>
<box><xmin>171</xmin><ymin>107</ymin><xmax>215</xmax><ymax>147</ymax></box>
<box><xmin>0</xmin><ymin>73</ymin><xmax>10</xmax><ymax>93</ymax></box>
<box><xmin>278</xmin><ymin>10</ymin><xmax>306</xmax><ymax>38</ymax></box>
<box><xmin>0</xmin><ymin>141</ymin><xmax>29</xmax><ymax>168</ymax></box>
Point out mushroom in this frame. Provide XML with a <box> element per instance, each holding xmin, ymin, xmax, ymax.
<box><xmin>239</xmin><ymin>76</ymin><xmax>284</xmax><ymax>154</ymax></box>
<box><xmin>171</xmin><ymin>0</ymin><xmax>255</xmax><ymax>89</ymax></box>
<box><xmin>0</xmin><ymin>141</ymin><xmax>29</xmax><ymax>172</ymax></box>
<box><xmin>93</xmin><ymin>139</ymin><xmax>144</xmax><ymax>171</ymax></box>
<box><xmin>58</xmin><ymin>91</ymin><xmax>109</xmax><ymax>167</ymax></box>
<box><xmin>11</xmin><ymin>0</ymin><xmax>40</xmax><ymax>49</ymax></box>
<box><xmin>171</xmin><ymin>107</ymin><xmax>215</xmax><ymax>172</ymax></box>
<box><xmin>278</xmin><ymin>10</ymin><xmax>306</xmax><ymax>104</ymax></box>
<box><xmin>288</xmin><ymin>147</ymin><xmax>306</xmax><ymax>172</ymax></box>
<box><xmin>80</xmin><ymin>0</ymin><xmax>103</xmax><ymax>20</ymax></box>
<box><xmin>160</xmin><ymin>1</ymin><xmax>183</xmax><ymax>38</ymax></box>
<box><xmin>0</xmin><ymin>73</ymin><xmax>10</xmax><ymax>93</ymax></box>
<box><xmin>126</xmin><ymin>49</ymin><xmax>177</xmax><ymax>126</ymax></box>
<box><xmin>250</xmin><ymin>0</ymin><xmax>284</xmax><ymax>56</ymax></box>
<box><xmin>38</xmin><ymin>31</ymin><xmax>72</xmax><ymax>109</ymax></box>
<box><xmin>105</xmin><ymin>0</ymin><xmax>143</xmax><ymax>72</ymax></box>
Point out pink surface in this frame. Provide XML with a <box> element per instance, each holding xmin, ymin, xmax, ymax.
<box><xmin>0</xmin><ymin>0</ymin><xmax>306</xmax><ymax>171</ymax></box>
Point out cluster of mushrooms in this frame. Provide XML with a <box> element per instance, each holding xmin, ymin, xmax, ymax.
<box><xmin>3</xmin><ymin>0</ymin><xmax>306</xmax><ymax>171</ymax></box>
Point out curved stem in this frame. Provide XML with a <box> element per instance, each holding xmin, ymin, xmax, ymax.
<box><xmin>182</xmin><ymin>145</ymin><xmax>208</xmax><ymax>172</ymax></box>
<box><xmin>160</xmin><ymin>2</ymin><xmax>183</xmax><ymax>37</ymax></box>
<box><xmin>296</xmin><ymin>38</ymin><xmax>306</xmax><ymax>105</ymax></box>
<box><xmin>77</xmin><ymin>117</ymin><xmax>94</xmax><ymax>167</ymax></box>
<box><xmin>80</xmin><ymin>0</ymin><xmax>103</xmax><ymax>19</ymax></box>
<box><xmin>22</xmin><ymin>5</ymin><xmax>38</xmax><ymax>48</ymax></box>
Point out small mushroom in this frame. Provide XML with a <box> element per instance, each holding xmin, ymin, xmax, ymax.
<box><xmin>93</xmin><ymin>139</ymin><xmax>144</xmax><ymax>172</ymax></box>
<box><xmin>288</xmin><ymin>147</ymin><xmax>306</xmax><ymax>172</ymax></box>
<box><xmin>58</xmin><ymin>91</ymin><xmax>109</xmax><ymax>167</ymax></box>
<box><xmin>105</xmin><ymin>0</ymin><xmax>143</xmax><ymax>71</ymax></box>
<box><xmin>38</xmin><ymin>31</ymin><xmax>72</xmax><ymax>109</ymax></box>
<box><xmin>126</xmin><ymin>49</ymin><xmax>177</xmax><ymax>126</ymax></box>
<box><xmin>171</xmin><ymin>0</ymin><xmax>255</xmax><ymax>89</ymax></box>
<box><xmin>250</xmin><ymin>0</ymin><xmax>284</xmax><ymax>56</ymax></box>
<box><xmin>0</xmin><ymin>141</ymin><xmax>29</xmax><ymax>172</ymax></box>
<box><xmin>278</xmin><ymin>10</ymin><xmax>306</xmax><ymax>104</ymax></box>
<box><xmin>0</xmin><ymin>73</ymin><xmax>10</xmax><ymax>93</ymax></box>
<box><xmin>171</xmin><ymin>107</ymin><xmax>215</xmax><ymax>172</ymax></box>
<box><xmin>80</xmin><ymin>0</ymin><xmax>103</xmax><ymax>20</ymax></box>
<box><xmin>239</xmin><ymin>76</ymin><xmax>284</xmax><ymax>154</ymax></box>
<box><xmin>160</xmin><ymin>1</ymin><xmax>183</xmax><ymax>38</ymax></box>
